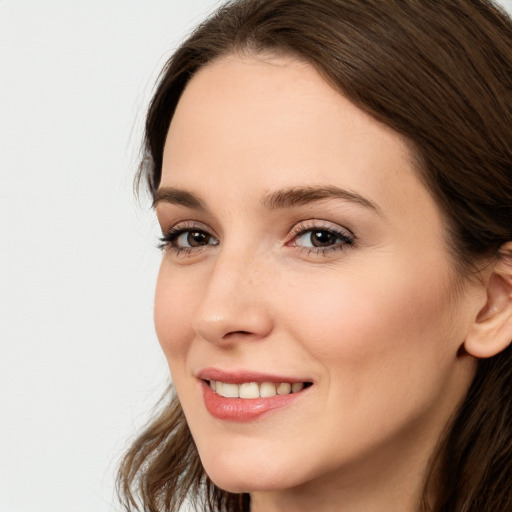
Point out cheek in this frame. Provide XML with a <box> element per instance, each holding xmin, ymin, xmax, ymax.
<box><xmin>154</xmin><ymin>263</ymin><xmax>196</xmax><ymax>361</ymax></box>
<box><xmin>270</xmin><ymin>263</ymin><xmax>466</xmax><ymax>466</ymax></box>
<box><xmin>280</xmin><ymin>261</ymin><xmax>457</xmax><ymax>396</ymax></box>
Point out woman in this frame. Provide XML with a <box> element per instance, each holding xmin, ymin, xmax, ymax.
<box><xmin>118</xmin><ymin>1</ymin><xmax>512</xmax><ymax>511</ymax></box>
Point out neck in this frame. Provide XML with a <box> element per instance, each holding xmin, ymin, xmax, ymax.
<box><xmin>250</xmin><ymin>461</ymin><xmax>426</xmax><ymax>512</ymax></box>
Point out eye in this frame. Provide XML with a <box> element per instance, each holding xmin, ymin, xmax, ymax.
<box><xmin>174</xmin><ymin>230</ymin><xmax>215</xmax><ymax>248</ymax></box>
<box><xmin>158</xmin><ymin>223</ymin><xmax>219</xmax><ymax>253</ymax></box>
<box><xmin>287</xmin><ymin>221</ymin><xmax>355</xmax><ymax>255</ymax></box>
<box><xmin>295</xmin><ymin>229</ymin><xmax>345</xmax><ymax>248</ymax></box>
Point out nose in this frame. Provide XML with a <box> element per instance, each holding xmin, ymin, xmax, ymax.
<box><xmin>192</xmin><ymin>250</ymin><xmax>274</xmax><ymax>346</ymax></box>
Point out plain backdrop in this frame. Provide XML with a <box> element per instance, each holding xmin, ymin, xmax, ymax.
<box><xmin>1</xmin><ymin>1</ymin><xmax>512</xmax><ymax>511</ymax></box>
<box><xmin>0</xmin><ymin>2</ymin><xmax>222</xmax><ymax>511</ymax></box>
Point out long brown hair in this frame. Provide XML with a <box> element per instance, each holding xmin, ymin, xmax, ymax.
<box><xmin>118</xmin><ymin>1</ymin><xmax>512</xmax><ymax>510</ymax></box>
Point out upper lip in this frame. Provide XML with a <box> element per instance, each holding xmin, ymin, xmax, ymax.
<box><xmin>196</xmin><ymin>367</ymin><xmax>312</xmax><ymax>384</ymax></box>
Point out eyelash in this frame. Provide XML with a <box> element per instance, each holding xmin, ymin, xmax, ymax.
<box><xmin>157</xmin><ymin>222</ymin><xmax>217</xmax><ymax>256</ymax></box>
<box><xmin>158</xmin><ymin>221</ymin><xmax>355</xmax><ymax>257</ymax></box>
<box><xmin>287</xmin><ymin>221</ymin><xmax>355</xmax><ymax>256</ymax></box>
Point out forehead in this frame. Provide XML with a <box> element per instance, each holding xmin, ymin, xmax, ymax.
<box><xmin>166</xmin><ymin>54</ymin><xmax>412</xmax><ymax>159</ymax></box>
<box><xmin>161</xmin><ymin>54</ymin><xmax>439</xmax><ymax>231</ymax></box>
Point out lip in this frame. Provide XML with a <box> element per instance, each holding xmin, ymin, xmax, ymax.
<box><xmin>197</xmin><ymin>368</ymin><xmax>312</xmax><ymax>422</ymax></box>
<box><xmin>197</xmin><ymin>367</ymin><xmax>310</xmax><ymax>384</ymax></box>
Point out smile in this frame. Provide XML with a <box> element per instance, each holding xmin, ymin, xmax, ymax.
<box><xmin>208</xmin><ymin>380</ymin><xmax>310</xmax><ymax>399</ymax></box>
<box><xmin>198</xmin><ymin>371</ymin><xmax>313</xmax><ymax>422</ymax></box>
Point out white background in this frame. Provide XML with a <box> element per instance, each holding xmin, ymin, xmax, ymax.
<box><xmin>1</xmin><ymin>1</ymin><xmax>511</xmax><ymax>511</ymax></box>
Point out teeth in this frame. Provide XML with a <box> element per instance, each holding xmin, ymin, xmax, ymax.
<box><xmin>259</xmin><ymin>382</ymin><xmax>277</xmax><ymax>397</ymax></box>
<box><xmin>209</xmin><ymin>380</ymin><xmax>306</xmax><ymax>399</ymax></box>
<box><xmin>277</xmin><ymin>382</ymin><xmax>292</xmax><ymax>395</ymax></box>
<box><xmin>239</xmin><ymin>382</ymin><xmax>260</xmax><ymax>399</ymax></box>
<box><xmin>292</xmin><ymin>382</ymin><xmax>304</xmax><ymax>393</ymax></box>
<box><xmin>220</xmin><ymin>382</ymin><xmax>239</xmax><ymax>398</ymax></box>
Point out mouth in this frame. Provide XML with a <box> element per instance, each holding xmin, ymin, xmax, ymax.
<box><xmin>197</xmin><ymin>370</ymin><xmax>313</xmax><ymax>422</ymax></box>
<box><xmin>205</xmin><ymin>379</ymin><xmax>313</xmax><ymax>399</ymax></box>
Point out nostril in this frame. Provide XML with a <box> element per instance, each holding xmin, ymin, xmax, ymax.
<box><xmin>224</xmin><ymin>330</ymin><xmax>253</xmax><ymax>338</ymax></box>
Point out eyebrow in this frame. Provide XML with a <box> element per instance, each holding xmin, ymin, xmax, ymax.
<box><xmin>261</xmin><ymin>185</ymin><xmax>381</xmax><ymax>213</ymax></box>
<box><xmin>153</xmin><ymin>185</ymin><xmax>381</xmax><ymax>214</ymax></box>
<box><xmin>153</xmin><ymin>188</ymin><xmax>207</xmax><ymax>210</ymax></box>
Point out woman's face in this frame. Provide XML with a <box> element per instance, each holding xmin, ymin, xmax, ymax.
<box><xmin>154</xmin><ymin>55</ymin><xmax>479</xmax><ymax>500</ymax></box>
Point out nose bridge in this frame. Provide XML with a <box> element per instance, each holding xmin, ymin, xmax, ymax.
<box><xmin>192</xmin><ymin>242</ymin><xmax>273</xmax><ymax>344</ymax></box>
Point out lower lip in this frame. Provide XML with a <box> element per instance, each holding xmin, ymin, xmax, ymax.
<box><xmin>201</xmin><ymin>381</ymin><xmax>306</xmax><ymax>422</ymax></box>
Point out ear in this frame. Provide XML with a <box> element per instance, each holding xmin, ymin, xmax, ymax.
<box><xmin>464</xmin><ymin>242</ymin><xmax>512</xmax><ymax>358</ymax></box>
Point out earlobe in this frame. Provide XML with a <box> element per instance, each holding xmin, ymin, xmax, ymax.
<box><xmin>465</xmin><ymin>243</ymin><xmax>512</xmax><ymax>359</ymax></box>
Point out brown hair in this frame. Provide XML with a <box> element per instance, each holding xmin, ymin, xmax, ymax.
<box><xmin>118</xmin><ymin>1</ymin><xmax>512</xmax><ymax>510</ymax></box>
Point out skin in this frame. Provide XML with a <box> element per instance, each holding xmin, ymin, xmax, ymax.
<box><xmin>153</xmin><ymin>54</ymin><xmax>485</xmax><ymax>512</ymax></box>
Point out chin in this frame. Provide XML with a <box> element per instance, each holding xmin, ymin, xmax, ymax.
<box><xmin>207</xmin><ymin>473</ymin><xmax>293</xmax><ymax>495</ymax></box>
<box><xmin>200</xmin><ymin>451</ymin><xmax>303</xmax><ymax>494</ymax></box>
